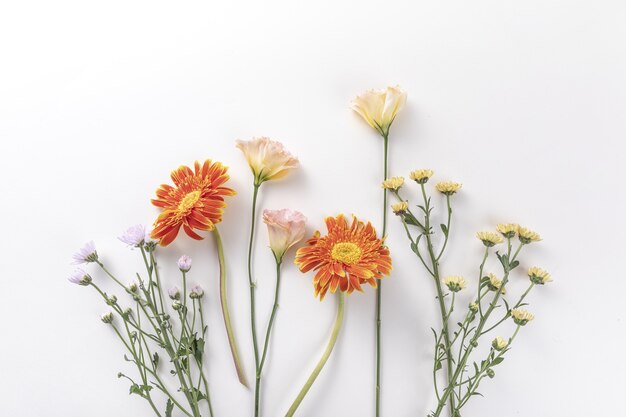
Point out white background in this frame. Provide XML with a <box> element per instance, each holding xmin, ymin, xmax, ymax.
<box><xmin>1</xmin><ymin>1</ymin><xmax>625</xmax><ymax>416</ymax></box>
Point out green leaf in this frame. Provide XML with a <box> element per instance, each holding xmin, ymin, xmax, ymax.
<box><xmin>129</xmin><ymin>384</ymin><xmax>143</xmax><ymax>397</ymax></box>
<box><xmin>152</xmin><ymin>352</ymin><xmax>159</xmax><ymax>369</ymax></box>
<box><xmin>509</xmin><ymin>260</ymin><xmax>520</xmax><ymax>270</ymax></box>
<box><xmin>440</xmin><ymin>224</ymin><xmax>448</xmax><ymax>236</ymax></box>
<box><xmin>165</xmin><ymin>399</ymin><xmax>174</xmax><ymax>417</ymax></box>
<box><xmin>434</xmin><ymin>360</ymin><xmax>442</xmax><ymax>371</ymax></box>
<box><xmin>492</xmin><ymin>357</ymin><xmax>505</xmax><ymax>366</ymax></box>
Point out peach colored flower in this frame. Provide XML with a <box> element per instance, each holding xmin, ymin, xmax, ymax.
<box><xmin>263</xmin><ymin>209</ymin><xmax>307</xmax><ymax>261</ymax></box>
<box><xmin>351</xmin><ymin>86</ymin><xmax>407</xmax><ymax>137</ymax></box>
<box><xmin>236</xmin><ymin>137</ymin><xmax>299</xmax><ymax>185</ymax></box>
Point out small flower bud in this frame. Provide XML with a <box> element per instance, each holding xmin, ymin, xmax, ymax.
<box><xmin>492</xmin><ymin>336</ymin><xmax>508</xmax><ymax>351</ymax></box>
<box><xmin>172</xmin><ymin>301</ymin><xmax>182</xmax><ymax>311</ymax></box>
<box><xmin>127</xmin><ymin>282</ymin><xmax>138</xmax><ymax>293</ymax></box>
<box><xmin>469</xmin><ymin>302</ymin><xmax>479</xmax><ymax>313</ymax></box>
<box><xmin>189</xmin><ymin>285</ymin><xmax>204</xmax><ymax>299</ymax></box>
<box><xmin>471</xmin><ymin>340</ymin><xmax>478</xmax><ymax>348</ymax></box>
<box><xmin>168</xmin><ymin>286</ymin><xmax>181</xmax><ymax>300</ymax></box>
<box><xmin>177</xmin><ymin>255</ymin><xmax>192</xmax><ymax>272</ymax></box>
<box><xmin>101</xmin><ymin>312</ymin><xmax>114</xmax><ymax>324</ymax></box>
<box><xmin>106</xmin><ymin>295</ymin><xmax>118</xmax><ymax>306</ymax></box>
<box><xmin>486</xmin><ymin>368</ymin><xmax>495</xmax><ymax>378</ymax></box>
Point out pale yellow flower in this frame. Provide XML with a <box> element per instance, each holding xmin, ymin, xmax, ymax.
<box><xmin>528</xmin><ymin>267</ymin><xmax>552</xmax><ymax>285</ymax></box>
<box><xmin>443</xmin><ymin>276</ymin><xmax>466</xmax><ymax>292</ymax></box>
<box><xmin>518</xmin><ymin>226</ymin><xmax>542</xmax><ymax>244</ymax></box>
<box><xmin>409</xmin><ymin>169</ymin><xmax>434</xmax><ymax>184</ymax></box>
<box><xmin>511</xmin><ymin>308</ymin><xmax>534</xmax><ymax>326</ymax></box>
<box><xmin>351</xmin><ymin>86</ymin><xmax>407</xmax><ymax>137</ymax></box>
<box><xmin>391</xmin><ymin>201</ymin><xmax>409</xmax><ymax>215</ymax></box>
<box><xmin>435</xmin><ymin>181</ymin><xmax>462</xmax><ymax>196</ymax></box>
<box><xmin>487</xmin><ymin>273</ymin><xmax>506</xmax><ymax>293</ymax></box>
<box><xmin>476</xmin><ymin>231</ymin><xmax>504</xmax><ymax>247</ymax></box>
<box><xmin>382</xmin><ymin>176</ymin><xmax>405</xmax><ymax>191</ymax></box>
<box><xmin>469</xmin><ymin>302</ymin><xmax>479</xmax><ymax>313</ymax></box>
<box><xmin>492</xmin><ymin>336</ymin><xmax>508</xmax><ymax>351</ymax></box>
<box><xmin>496</xmin><ymin>223</ymin><xmax>519</xmax><ymax>238</ymax></box>
<box><xmin>236</xmin><ymin>137</ymin><xmax>299</xmax><ymax>184</ymax></box>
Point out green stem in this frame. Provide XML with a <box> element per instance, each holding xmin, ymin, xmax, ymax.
<box><xmin>376</xmin><ymin>132</ymin><xmax>389</xmax><ymax>417</ymax></box>
<box><xmin>285</xmin><ymin>292</ymin><xmax>345</xmax><ymax>417</ymax></box>
<box><xmin>248</xmin><ymin>183</ymin><xmax>262</xmax><ymax>392</ymax></box>
<box><xmin>214</xmin><ymin>227</ymin><xmax>249</xmax><ymax>388</ymax></box>
<box><xmin>256</xmin><ymin>260</ymin><xmax>283</xmax><ymax>417</ymax></box>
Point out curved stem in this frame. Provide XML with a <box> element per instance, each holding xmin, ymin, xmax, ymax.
<box><xmin>375</xmin><ymin>132</ymin><xmax>389</xmax><ymax>417</ymax></box>
<box><xmin>255</xmin><ymin>260</ymin><xmax>283</xmax><ymax>417</ymax></box>
<box><xmin>285</xmin><ymin>292</ymin><xmax>345</xmax><ymax>417</ymax></box>
<box><xmin>214</xmin><ymin>227</ymin><xmax>249</xmax><ymax>388</ymax></box>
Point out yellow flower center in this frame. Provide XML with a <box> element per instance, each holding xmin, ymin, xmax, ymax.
<box><xmin>331</xmin><ymin>242</ymin><xmax>362</xmax><ymax>265</ymax></box>
<box><xmin>177</xmin><ymin>190</ymin><xmax>201</xmax><ymax>214</ymax></box>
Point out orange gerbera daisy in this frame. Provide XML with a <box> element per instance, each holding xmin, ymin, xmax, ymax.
<box><xmin>151</xmin><ymin>160</ymin><xmax>236</xmax><ymax>246</ymax></box>
<box><xmin>295</xmin><ymin>214</ymin><xmax>392</xmax><ymax>300</ymax></box>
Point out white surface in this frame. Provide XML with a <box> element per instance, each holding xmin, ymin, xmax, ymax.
<box><xmin>1</xmin><ymin>1</ymin><xmax>625</xmax><ymax>416</ymax></box>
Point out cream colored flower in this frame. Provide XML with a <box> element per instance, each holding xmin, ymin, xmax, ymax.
<box><xmin>511</xmin><ymin>308</ymin><xmax>534</xmax><ymax>326</ymax></box>
<box><xmin>476</xmin><ymin>231</ymin><xmax>504</xmax><ymax>247</ymax></box>
<box><xmin>263</xmin><ymin>209</ymin><xmax>307</xmax><ymax>261</ymax></box>
<box><xmin>469</xmin><ymin>302</ymin><xmax>479</xmax><ymax>313</ymax></box>
<box><xmin>443</xmin><ymin>276</ymin><xmax>466</xmax><ymax>292</ymax></box>
<box><xmin>382</xmin><ymin>176</ymin><xmax>405</xmax><ymax>191</ymax></box>
<box><xmin>391</xmin><ymin>201</ymin><xmax>409</xmax><ymax>215</ymax></box>
<box><xmin>492</xmin><ymin>336</ymin><xmax>508</xmax><ymax>351</ymax></box>
<box><xmin>435</xmin><ymin>181</ymin><xmax>462</xmax><ymax>196</ymax></box>
<box><xmin>518</xmin><ymin>226</ymin><xmax>542</xmax><ymax>244</ymax></box>
<box><xmin>236</xmin><ymin>137</ymin><xmax>299</xmax><ymax>184</ymax></box>
<box><xmin>409</xmin><ymin>169</ymin><xmax>434</xmax><ymax>184</ymax></box>
<box><xmin>496</xmin><ymin>223</ymin><xmax>519</xmax><ymax>238</ymax></box>
<box><xmin>528</xmin><ymin>267</ymin><xmax>552</xmax><ymax>285</ymax></box>
<box><xmin>351</xmin><ymin>86</ymin><xmax>407</xmax><ymax>137</ymax></box>
<box><xmin>486</xmin><ymin>273</ymin><xmax>506</xmax><ymax>293</ymax></box>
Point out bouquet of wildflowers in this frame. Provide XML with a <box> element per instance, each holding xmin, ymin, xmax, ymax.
<box><xmin>68</xmin><ymin>86</ymin><xmax>551</xmax><ymax>417</ymax></box>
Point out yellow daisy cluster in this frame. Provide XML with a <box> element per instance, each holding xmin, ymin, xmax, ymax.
<box><xmin>443</xmin><ymin>276</ymin><xmax>466</xmax><ymax>292</ymax></box>
<box><xmin>391</xmin><ymin>201</ymin><xmax>409</xmax><ymax>215</ymax></box>
<box><xmin>382</xmin><ymin>176</ymin><xmax>405</xmax><ymax>191</ymax></box>
<box><xmin>511</xmin><ymin>308</ymin><xmax>534</xmax><ymax>326</ymax></box>
<box><xmin>435</xmin><ymin>181</ymin><xmax>462</xmax><ymax>196</ymax></box>
<box><xmin>476</xmin><ymin>231</ymin><xmax>504</xmax><ymax>247</ymax></box>
<box><xmin>409</xmin><ymin>169</ymin><xmax>434</xmax><ymax>184</ymax></box>
<box><xmin>528</xmin><ymin>267</ymin><xmax>552</xmax><ymax>285</ymax></box>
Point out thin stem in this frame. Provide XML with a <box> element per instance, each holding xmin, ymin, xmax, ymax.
<box><xmin>214</xmin><ymin>227</ymin><xmax>249</xmax><ymax>388</ymax></box>
<box><xmin>375</xmin><ymin>132</ymin><xmax>389</xmax><ymax>417</ymax></box>
<box><xmin>285</xmin><ymin>292</ymin><xmax>345</xmax><ymax>417</ymax></box>
<box><xmin>256</xmin><ymin>260</ymin><xmax>283</xmax><ymax>417</ymax></box>
<box><xmin>436</xmin><ymin>196</ymin><xmax>452</xmax><ymax>261</ymax></box>
<box><xmin>248</xmin><ymin>183</ymin><xmax>261</xmax><ymax>386</ymax></box>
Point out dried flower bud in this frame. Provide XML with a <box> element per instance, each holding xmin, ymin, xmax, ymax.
<box><xmin>443</xmin><ymin>276</ymin><xmax>466</xmax><ymax>293</ymax></box>
<box><xmin>101</xmin><ymin>312</ymin><xmax>114</xmax><ymax>324</ymax></box>
<box><xmin>189</xmin><ymin>285</ymin><xmax>204</xmax><ymax>299</ymax></box>
<box><xmin>177</xmin><ymin>255</ymin><xmax>192</xmax><ymax>272</ymax></box>
<box><xmin>492</xmin><ymin>336</ymin><xmax>508</xmax><ymax>351</ymax></box>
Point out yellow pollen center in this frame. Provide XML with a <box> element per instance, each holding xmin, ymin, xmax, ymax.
<box><xmin>331</xmin><ymin>242</ymin><xmax>362</xmax><ymax>265</ymax></box>
<box><xmin>177</xmin><ymin>190</ymin><xmax>201</xmax><ymax>213</ymax></box>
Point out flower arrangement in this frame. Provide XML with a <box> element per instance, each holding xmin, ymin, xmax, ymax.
<box><xmin>68</xmin><ymin>86</ymin><xmax>551</xmax><ymax>417</ymax></box>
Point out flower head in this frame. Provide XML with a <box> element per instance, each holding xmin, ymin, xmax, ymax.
<box><xmin>391</xmin><ymin>201</ymin><xmax>409</xmax><ymax>215</ymax></box>
<box><xmin>168</xmin><ymin>286</ymin><xmax>181</xmax><ymax>300</ymax></box>
<box><xmin>351</xmin><ymin>86</ymin><xmax>407</xmax><ymax>137</ymax></box>
<box><xmin>443</xmin><ymin>276</ymin><xmax>467</xmax><ymax>292</ymax></box>
<box><xmin>295</xmin><ymin>214</ymin><xmax>392</xmax><ymax>300</ymax></box>
<box><xmin>435</xmin><ymin>181</ymin><xmax>462</xmax><ymax>196</ymax></box>
<box><xmin>381</xmin><ymin>176</ymin><xmax>404</xmax><ymax>191</ymax></box>
<box><xmin>72</xmin><ymin>241</ymin><xmax>98</xmax><ymax>264</ymax></box>
<box><xmin>119</xmin><ymin>225</ymin><xmax>150</xmax><ymax>248</ymax></box>
<box><xmin>236</xmin><ymin>137</ymin><xmax>299</xmax><ymax>185</ymax></box>
<box><xmin>68</xmin><ymin>269</ymin><xmax>92</xmax><ymax>286</ymax></box>
<box><xmin>151</xmin><ymin>160</ymin><xmax>236</xmax><ymax>246</ymax></box>
<box><xmin>127</xmin><ymin>282</ymin><xmax>138</xmax><ymax>293</ymax></box>
<box><xmin>177</xmin><ymin>255</ymin><xmax>192</xmax><ymax>272</ymax></box>
<box><xmin>409</xmin><ymin>169</ymin><xmax>434</xmax><ymax>184</ymax></box>
<box><xmin>511</xmin><ymin>308</ymin><xmax>534</xmax><ymax>326</ymax></box>
<box><xmin>476</xmin><ymin>231</ymin><xmax>504</xmax><ymax>247</ymax></box>
<box><xmin>528</xmin><ymin>267</ymin><xmax>552</xmax><ymax>285</ymax></box>
<box><xmin>189</xmin><ymin>285</ymin><xmax>204</xmax><ymax>299</ymax></box>
<box><xmin>518</xmin><ymin>226</ymin><xmax>541</xmax><ymax>244</ymax></box>
<box><xmin>469</xmin><ymin>302</ymin><xmax>479</xmax><ymax>313</ymax></box>
<box><xmin>486</xmin><ymin>273</ymin><xmax>506</xmax><ymax>293</ymax></box>
<box><xmin>263</xmin><ymin>209</ymin><xmax>307</xmax><ymax>261</ymax></box>
<box><xmin>492</xmin><ymin>336</ymin><xmax>508</xmax><ymax>351</ymax></box>
<box><xmin>497</xmin><ymin>223</ymin><xmax>519</xmax><ymax>238</ymax></box>
<box><xmin>101</xmin><ymin>312</ymin><xmax>114</xmax><ymax>324</ymax></box>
